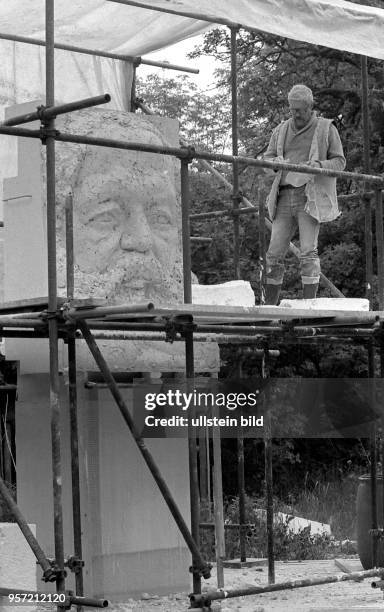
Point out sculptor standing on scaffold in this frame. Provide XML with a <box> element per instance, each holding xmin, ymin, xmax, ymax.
<box><xmin>263</xmin><ymin>84</ymin><xmax>346</xmax><ymax>305</ymax></box>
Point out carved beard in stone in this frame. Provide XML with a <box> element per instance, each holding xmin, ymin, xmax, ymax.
<box><xmin>54</xmin><ymin>111</ymin><xmax>184</xmax><ymax>306</ymax></box>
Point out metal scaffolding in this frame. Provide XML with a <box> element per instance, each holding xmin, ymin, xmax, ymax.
<box><xmin>0</xmin><ymin>1</ymin><xmax>383</xmax><ymax>610</ymax></box>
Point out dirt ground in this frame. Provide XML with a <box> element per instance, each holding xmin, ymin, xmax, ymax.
<box><xmin>106</xmin><ymin>559</ymin><xmax>384</xmax><ymax>612</ymax></box>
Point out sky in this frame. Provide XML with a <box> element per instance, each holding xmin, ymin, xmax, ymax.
<box><xmin>137</xmin><ymin>34</ymin><xmax>220</xmax><ymax>95</ymax></box>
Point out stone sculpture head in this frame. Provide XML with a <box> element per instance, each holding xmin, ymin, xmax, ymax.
<box><xmin>54</xmin><ymin>108</ymin><xmax>183</xmax><ymax>304</ymax></box>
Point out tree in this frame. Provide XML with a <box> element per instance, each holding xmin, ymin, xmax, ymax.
<box><xmin>189</xmin><ymin>26</ymin><xmax>384</xmax><ymax>168</ymax></box>
<box><xmin>187</xmin><ymin>24</ymin><xmax>382</xmax><ymax>504</ymax></box>
<box><xmin>189</xmin><ymin>26</ymin><xmax>384</xmax><ymax>301</ymax></box>
<box><xmin>136</xmin><ymin>73</ymin><xmax>231</xmax><ymax>152</ymax></box>
<box><xmin>135</xmin><ymin>42</ymin><xmax>381</xmax><ymax>506</ymax></box>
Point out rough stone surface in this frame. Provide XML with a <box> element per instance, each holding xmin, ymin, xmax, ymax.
<box><xmin>192</xmin><ymin>281</ymin><xmax>255</xmax><ymax>307</ymax></box>
<box><xmin>0</xmin><ymin>522</ymin><xmax>37</xmax><ymax>612</ymax></box>
<box><xmin>275</xmin><ymin>512</ymin><xmax>331</xmax><ymax>536</ymax></box>
<box><xmin>70</xmin><ymin>337</ymin><xmax>220</xmax><ymax>373</ymax></box>
<box><xmin>279</xmin><ymin>297</ymin><xmax>369</xmax><ymax>311</ymax></box>
<box><xmin>51</xmin><ymin>109</ymin><xmax>184</xmax><ymax>305</ymax></box>
<box><xmin>3</xmin><ymin>103</ymin><xmax>219</xmax><ymax>372</ymax></box>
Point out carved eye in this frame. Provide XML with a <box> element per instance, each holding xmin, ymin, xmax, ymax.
<box><xmin>88</xmin><ymin>209</ymin><xmax>121</xmax><ymax>228</ymax></box>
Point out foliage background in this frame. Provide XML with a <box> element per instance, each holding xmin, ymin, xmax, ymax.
<box><xmin>136</xmin><ymin>13</ymin><xmax>384</xmax><ymax>538</ymax></box>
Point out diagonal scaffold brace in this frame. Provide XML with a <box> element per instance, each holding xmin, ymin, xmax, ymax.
<box><xmin>77</xmin><ymin>320</ymin><xmax>211</xmax><ymax>580</ymax></box>
<box><xmin>0</xmin><ymin>475</ymin><xmax>58</xmax><ymax>582</ymax></box>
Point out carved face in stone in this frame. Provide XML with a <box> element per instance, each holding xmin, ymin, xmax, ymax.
<box><xmin>54</xmin><ymin>109</ymin><xmax>183</xmax><ymax>305</ymax></box>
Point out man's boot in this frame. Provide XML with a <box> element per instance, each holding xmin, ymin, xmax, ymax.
<box><xmin>264</xmin><ymin>284</ymin><xmax>282</xmax><ymax>305</ymax></box>
<box><xmin>302</xmin><ymin>283</ymin><xmax>319</xmax><ymax>299</ymax></box>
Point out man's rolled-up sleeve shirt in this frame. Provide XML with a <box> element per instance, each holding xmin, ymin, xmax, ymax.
<box><xmin>317</xmin><ymin>123</ymin><xmax>346</xmax><ymax>172</ymax></box>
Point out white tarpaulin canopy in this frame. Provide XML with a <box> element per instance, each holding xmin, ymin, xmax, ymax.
<box><xmin>0</xmin><ymin>0</ymin><xmax>383</xmax><ymax>59</ymax></box>
<box><xmin>0</xmin><ymin>0</ymin><xmax>383</xmax><ymax>115</ymax></box>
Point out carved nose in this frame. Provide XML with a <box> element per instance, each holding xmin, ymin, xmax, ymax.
<box><xmin>119</xmin><ymin>221</ymin><xmax>151</xmax><ymax>253</ymax></box>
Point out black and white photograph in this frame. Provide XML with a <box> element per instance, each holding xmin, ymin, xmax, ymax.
<box><xmin>0</xmin><ymin>1</ymin><xmax>383</xmax><ymax>611</ymax></box>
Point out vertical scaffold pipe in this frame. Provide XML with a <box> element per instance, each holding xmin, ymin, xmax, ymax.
<box><xmin>181</xmin><ymin>157</ymin><xmax>201</xmax><ymax>590</ymax></box>
<box><xmin>375</xmin><ymin>188</ymin><xmax>384</xmax><ymax>309</ymax></box>
<box><xmin>378</xmin><ymin>187</ymin><xmax>384</xmax><ymax>533</ymax></box>
<box><xmin>211</xmin><ymin>376</ymin><xmax>225</xmax><ymax>588</ymax></box>
<box><xmin>130</xmin><ymin>65</ymin><xmax>137</xmax><ymax>112</ymax></box>
<box><xmin>65</xmin><ymin>193</ymin><xmax>75</xmax><ymax>300</ymax></box>
<box><xmin>65</xmin><ymin>193</ymin><xmax>84</xmax><ymax>605</ymax></box>
<box><xmin>199</xmin><ymin>427</ymin><xmax>208</xmax><ymax>516</ymax></box>
<box><xmin>361</xmin><ymin>56</ymin><xmax>373</xmax><ymax>305</ymax></box>
<box><xmin>263</xmin><ymin>351</ymin><xmax>275</xmax><ymax>584</ymax></box>
<box><xmin>258</xmin><ymin>187</ymin><xmax>267</xmax><ymax>304</ymax></box>
<box><xmin>45</xmin><ymin>0</ymin><xmax>66</xmax><ymax>595</ymax></box>
<box><xmin>237</xmin><ymin>432</ymin><xmax>246</xmax><ymax>562</ymax></box>
<box><xmin>380</xmin><ymin>326</ymin><xmax>384</xmax><ymax>537</ymax></box>
<box><xmin>237</xmin><ymin>358</ymin><xmax>246</xmax><ymax>563</ymax></box>
<box><xmin>361</xmin><ymin>54</ymin><xmax>378</xmax><ymax>567</ymax></box>
<box><xmin>185</xmin><ymin>327</ymin><xmax>201</xmax><ymax>594</ymax></box>
<box><xmin>181</xmin><ymin>158</ymin><xmax>192</xmax><ymax>303</ymax></box>
<box><xmin>230</xmin><ymin>27</ymin><xmax>240</xmax><ymax>280</ymax></box>
<box><xmin>369</xmin><ymin>350</ymin><xmax>378</xmax><ymax>568</ymax></box>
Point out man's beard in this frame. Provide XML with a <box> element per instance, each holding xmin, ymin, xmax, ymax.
<box><xmin>57</xmin><ymin>250</ymin><xmax>184</xmax><ymax>306</ymax></box>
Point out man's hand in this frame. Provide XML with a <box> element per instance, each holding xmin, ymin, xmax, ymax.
<box><xmin>306</xmin><ymin>160</ymin><xmax>322</xmax><ymax>168</ymax></box>
<box><xmin>263</xmin><ymin>155</ymin><xmax>286</xmax><ymax>175</ymax></box>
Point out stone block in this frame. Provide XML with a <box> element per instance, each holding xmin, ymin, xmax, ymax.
<box><xmin>0</xmin><ymin>522</ymin><xmax>37</xmax><ymax>612</ymax></box>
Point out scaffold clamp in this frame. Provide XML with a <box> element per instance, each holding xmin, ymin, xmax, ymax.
<box><xmin>178</xmin><ymin>320</ymin><xmax>198</xmax><ymax>338</ymax></box>
<box><xmin>42</xmin><ymin>560</ymin><xmax>67</xmax><ymax>583</ymax></box>
<box><xmin>231</xmin><ymin>190</ymin><xmax>243</xmax><ymax>207</ymax></box>
<box><xmin>164</xmin><ymin>319</ymin><xmax>178</xmax><ymax>343</ymax></box>
<box><xmin>65</xmin><ymin>555</ymin><xmax>85</xmax><ymax>574</ymax></box>
<box><xmin>36</xmin><ymin>104</ymin><xmax>47</xmax><ymax>121</ymax></box>
<box><xmin>39</xmin><ymin>126</ymin><xmax>60</xmax><ymax>144</ymax></box>
<box><xmin>189</xmin><ymin>560</ymin><xmax>212</xmax><ymax>580</ymax></box>
<box><xmin>180</xmin><ymin>145</ymin><xmax>196</xmax><ymax>163</ymax></box>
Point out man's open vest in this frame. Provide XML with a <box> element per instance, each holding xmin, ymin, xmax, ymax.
<box><xmin>266</xmin><ymin>117</ymin><xmax>340</xmax><ymax>223</ymax></box>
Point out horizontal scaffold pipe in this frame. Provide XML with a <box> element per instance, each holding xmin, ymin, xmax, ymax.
<box><xmin>190</xmin><ymin>192</ymin><xmax>375</xmax><ymax>221</ymax></box>
<box><xmin>107</xmin><ymin>0</ymin><xmax>242</xmax><ymax>29</ymax></box>
<box><xmin>77</xmin><ymin>330</ymin><xmax>283</xmax><ymax>348</ymax></box>
<box><xmin>0</xmin><ymin>125</ymin><xmax>382</xmax><ymax>186</ymax></box>
<box><xmin>191</xmin><ymin>207</ymin><xmax>256</xmax><ymax>220</ymax></box>
<box><xmin>64</xmin><ymin>302</ymin><xmax>154</xmax><ymax>321</ymax></box>
<box><xmin>190</xmin><ymin>568</ymin><xmax>384</xmax><ymax>605</ymax></box>
<box><xmin>0</xmin><ymin>31</ymin><xmax>199</xmax><ymax>74</ymax></box>
<box><xmin>79</xmin><ymin>322</ymin><xmax>379</xmax><ymax>338</ymax></box>
<box><xmin>196</xmin><ymin>324</ymin><xmax>377</xmax><ymax>336</ymax></box>
<box><xmin>0</xmin><ymin>328</ymin><xmax>374</xmax><ymax>342</ymax></box>
<box><xmin>3</xmin><ymin>94</ymin><xmax>111</xmax><ymax>127</ymax></box>
<box><xmin>0</xmin><ymin>318</ymin><xmax>46</xmax><ymax>328</ymax></box>
<box><xmin>53</xmin><ymin>135</ymin><xmax>384</xmax><ymax>185</ymax></box>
